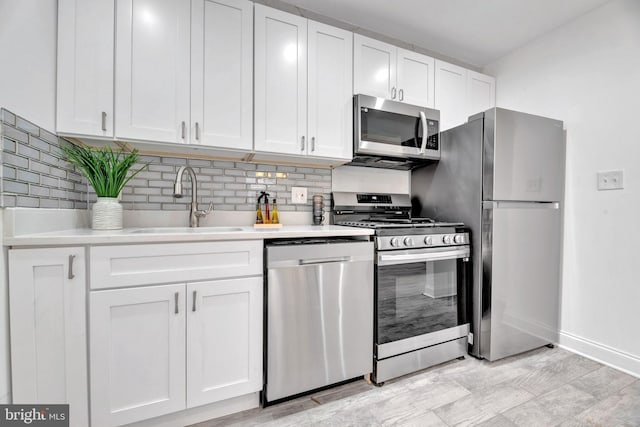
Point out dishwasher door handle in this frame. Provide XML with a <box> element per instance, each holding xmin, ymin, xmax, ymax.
<box><xmin>299</xmin><ymin>256</ymin><xmax>351</xmax><ymax>266</ymax></box>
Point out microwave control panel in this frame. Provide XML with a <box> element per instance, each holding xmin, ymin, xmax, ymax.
<box><xmin>425</xmin><ymin>120</ymin><xmax>439</xmax><ymax>150</ymax></box>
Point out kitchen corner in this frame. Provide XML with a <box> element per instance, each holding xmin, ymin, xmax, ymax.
<box><xmin>3</xmin><ymin>0</ymin><xmax>640</xmax><ymax>426</ymax></box>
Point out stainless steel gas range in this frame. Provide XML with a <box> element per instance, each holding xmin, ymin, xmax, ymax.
<box><xmin>333</xmin><ymin>192</ymin><xmax>472</xmax><ymax>384</ymax></box>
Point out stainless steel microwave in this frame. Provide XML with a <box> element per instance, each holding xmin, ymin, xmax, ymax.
<box><xmin>351</xmin><ymin>94</ymin><xmax>440</xmax><ymax>169</ymax></box>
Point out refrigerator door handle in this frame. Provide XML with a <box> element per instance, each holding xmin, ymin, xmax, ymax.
<box><xmin>483</xmin><ymin>201</ymin><xmax>560</xmax><ymax>210</ymax></box>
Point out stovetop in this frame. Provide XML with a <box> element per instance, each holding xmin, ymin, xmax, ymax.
<box><xmin>331</xmin><ymin>192</ymin><xmax>468</xmax><ymax>250</ymax></box>
<box><xmin>336</xmin><ymin>219</ymin><xmax>464</xmax><ymax>229</ymax></box>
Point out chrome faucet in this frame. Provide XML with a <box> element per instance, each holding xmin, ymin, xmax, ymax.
<box><xmin>173</xmin><ymin>166</ymin><xmax>213</xmax><ymax>227</ymax></box>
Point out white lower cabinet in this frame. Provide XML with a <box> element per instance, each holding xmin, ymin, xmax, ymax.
<box><xmin>89</xmin><ymin>241</ymin><xmax>264</xmax><ymax>426</ymax></box>
<box><xmin>90</xmin><ymin>284</ymin><xmax>187</xmax><ymax>427</ymax></box>
<box><xmin>8</xmin><ymin>247</ymin><xmax>88</xmax><ymax>427</ymax></box>
<box><xmin>187</xmin><ymin>278</ymin><xmax>263</xmax><ymax>408</ymax></box>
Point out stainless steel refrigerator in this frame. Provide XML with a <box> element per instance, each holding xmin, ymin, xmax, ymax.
<box><xmin>411</xmin><ymin>108</ymin><xmax>565</xmax><ymax>361</ymax></box>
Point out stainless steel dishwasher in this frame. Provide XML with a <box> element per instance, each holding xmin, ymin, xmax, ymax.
<box><xmin>264</xmin><ymin>238</ymin><xmax>374</xmax><ymax>404</ymax></box>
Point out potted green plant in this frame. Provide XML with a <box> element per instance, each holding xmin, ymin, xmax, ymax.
<box><xmin>60</xmin><ymin>143</ymin><xmax>147</xmax><ymax>230</ymax></box>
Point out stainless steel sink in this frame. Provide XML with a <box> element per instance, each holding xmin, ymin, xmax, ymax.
<box><xmin>130</xmin><ymin>227</ymin><xmax>244</xmax><ymax>234</ymax></box>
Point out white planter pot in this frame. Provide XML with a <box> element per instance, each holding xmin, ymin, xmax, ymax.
<box><xmin>92</xmin><ymin>197</ymin><xmax>123</xmax><ymax>230</ymax></box>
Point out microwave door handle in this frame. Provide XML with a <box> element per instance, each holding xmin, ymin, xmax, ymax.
<box><xmin>419</xmin><ymin>111</ymin><xmax>427</xmax><ymax>154</ymax></box>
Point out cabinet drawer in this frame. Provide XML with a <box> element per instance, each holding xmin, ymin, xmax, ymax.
<box><xmin>90</xmin><ymin>241</ymin><xmax>262</xmax><ymax>289</ymax></box>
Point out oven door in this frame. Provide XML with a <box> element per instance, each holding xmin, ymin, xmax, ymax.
<box><xmin>355</xmin><ymin>94</ymin><xmax>440</xmax><ymax>160</ymax></box>
<box><xmin>375</xmin><ymin>246</ymin><xmax>471</xmax><ymax>359</ymax></box>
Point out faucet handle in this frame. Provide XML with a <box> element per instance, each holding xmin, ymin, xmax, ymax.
<box><xmin>195</xmin><ymin>201</ymin><xmax>214</xmax><ymax>218</ymax></box>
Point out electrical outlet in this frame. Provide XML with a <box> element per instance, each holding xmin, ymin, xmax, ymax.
<box><xmin>597</xmin><ymin>170</ymin><xmax>624</xmax><ymax>191</ymax></box>
<box><xmin>291</xmin><ymin>187</ymin><xmax>307</xmax><ymax>204</ymax></box>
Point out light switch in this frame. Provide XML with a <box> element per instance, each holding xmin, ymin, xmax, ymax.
<box><xmin>597</xmin><ymin>170</ymin><xmax>624</xmax><ymax>191</ymax></box>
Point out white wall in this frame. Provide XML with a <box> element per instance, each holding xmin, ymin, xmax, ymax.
<box><xmin>485</xmin><ymin>0</ymin><xmax>640</xmax><ymax>376</ymax></box>
<box><xmin>0</xmin><ymin>0</ymin><xmax>58</xmax><ymax>402</ymax></box>
<box><xmin>0</xmin><ymin>0</ymin><xmax>57</xmax><ymax>132</ymax></box>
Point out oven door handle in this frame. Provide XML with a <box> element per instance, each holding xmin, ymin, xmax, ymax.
<box><xmin>378</xmin><ymin>247</ymin><xmax>470</xmax><ymax>266</ymax></box>
<box><xmin>418</xmin><ymin>110</ymin><xmax>428</xmax><ymax>154</ymax></box>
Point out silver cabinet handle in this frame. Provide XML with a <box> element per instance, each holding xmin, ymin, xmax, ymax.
<box><xmin>311</xmin><ymin>137</ymin><xmax>315</xmax><ymax>152</ymax></box>
<box><xmin>174</xmin><ymin>292</ymin><xmax>179</xmax><ymax>314</ymax></box>
<box><xmin>195</xmin><ymin>122</ymin><xmax>200</xmax><ymax>141</ymax></box>
<box><xmin>391</xmin><ymin>87</ymin><xmax>397</xmax><ymax>99</ymax></box>
<box><xmin>181</xmin><ymin>121</ymin><xmax>186</xmax><ymax>139</ymax></box>
<box><xmin>192</xmin><ymin>291</ymin><xmax>197</xmax><ymax>312</ymax></box>
<box><xmin>301</xmin><ymin>136</ymin><xmax>305</xmax><ymax>151</ymax></box>
<box><xmin>101</xmin><ymin>112</ymin><xmax>107</xmax><ymax>131</ymax></box>
<box><xmin>399</xmin><ymin>89</ymin><xmax>404</xmax><ymax>101</ymax></box>
<box><xmin>68</xmin><ymin>255</ymin><xmax>76</xmax><ymax>280</ymax></box>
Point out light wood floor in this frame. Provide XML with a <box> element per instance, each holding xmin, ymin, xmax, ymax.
<box><xmin>192</xmin><ymin>347</ymin><xmax>640</xmax><ymax>426</ymax></box>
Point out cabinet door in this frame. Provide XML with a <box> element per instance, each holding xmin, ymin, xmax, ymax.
<box><xmin>307</xmin><ymin>20</ymin><xmax>353</xmax><ymax>160</ymax></box>
<box><xmin>467</xmin><ymin>70</ymin><xmax>496</xmax><ymax>117</ymax></box>
<box><xmin>191</xmin><ymin>0</ymin><xmax>253</xmax><ymax>150</ymax></box>
<box><xmin>115</xmin><ymin>0</ymin><xmax>191</xmax><ymax>143</ymax></box>
<box><xmin>187</xmin><ymin>277</ymin><xmax>262</xmax><ymax>407</ymax></box>
<box><xmin>397</xmin><ymin>48</ymin><xmax>435</xmax><ymax>108</ymax></box>
<box><xmin>435</xmin><ymin>60</ymin><xmax>468</xmax><ymax>131</ymax></box>
<box><xmin>57</xmin><ymin>0</ymin><xmax>114</xmax><ymax>137</ymax></box>
<box><xmin>90</xmin><ymin>284</ymin><xmax>186</xmax><ymax>426</ymax></box>
<box><xmin>9</xmin><ymin>248</ymin><xmax>88</xmax><ymax>427</ymax></box>
<box><xmin>254</xmin><ymin>5</ymin><xmax>307</xmax><ymax>155</ymax></box>
<box><xmin>353</xmin><ymin>34</ymin><xmax>396</xmax><ymax>99</ymax></box>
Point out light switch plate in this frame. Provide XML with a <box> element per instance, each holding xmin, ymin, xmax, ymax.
<box><xmin>597</xmin><ymin>170</ymin><xmax>624</xmax><ymax>191</ymax></box>
<box><xmin>291</xmin><ymin>187</ymin><xmax>307</xmax><ymax>204</ymax></box>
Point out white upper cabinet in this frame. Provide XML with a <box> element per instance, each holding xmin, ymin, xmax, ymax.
<box><xmin>397</xmin><ymin>48</ymin><xmax>435</xmax><ymax>108</ymax></box>
<box><xmin>9</xmin><ymin>248</ymin><xmax>88</xmax><ymax>427</ymax></box>
<box><xmin>435</xmin><ymin>60</ymin><xmax>469</xmax><ymax>131</ymax></box>
<box><xmin>191</xmin><ymin>0</ymin><xmax>253</xmax><ymax>150</ymax></box>
<box><xmin>353</xmin><ymin>35</ymin><xmax>396</xmax><ymax>100</ymax></box>
<box><xmin>467</xmin><ymin>70</ymin><xmax>496</xmax><ymax>118</ymax></box>
<box><xmin>307</xmin><ymin>21</ymin><xmax>353</xmax><ymax>160</ymax></box>
<box><xmin>254</xmin><ymin>4</ymin><xmax>307</xmax><ymax>155</ymax></box>
<box><xmin>354</xmin><ymin>35</ymin><xmax>434</xmax><ymax>108</ymax></box>
<box><xmin>57</xmin><ymin>0</ymin><xmax>114</xmax><ymax>137</ymax></box>
<box><xmin>435</xmin><ymin>60</ymin><xmax>496</xmax><ymax>131</ymax></box>
<box><xmin>115</xmin><ymin>0</ymin><xmax>191</xmax><ymax>143</ymax></box>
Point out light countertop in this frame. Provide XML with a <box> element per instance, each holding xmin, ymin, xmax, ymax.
<box><xmin>4</xmin><ymin>225</ymin><xmax>374</xmax><ymax>247</ymax></box>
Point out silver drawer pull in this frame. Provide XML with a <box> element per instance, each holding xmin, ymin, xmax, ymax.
<box><xmin>174</xmin><ymin>292</ymin><xmax>179</xmax><ymax>314</ymax></box>
<box><xmin>101</xmin><ymin>111</ymin><xmax>107</xmax><ymax>131</ymax></box>
<box><xmin>391</xmin><ymin>86</ymin><xmax>397</xmax><ymax>99</ymax></box>
<box><xmin>68</xmin><ymin>255</ymin><xmax>76</xmax><ymax>280</ymax></box>
<box><xmin>195</xmin><ymin>122</ymin><xmax>200</xmax><ymax>141</ymax></box>
<box><xmin>311</xmin><ymin>137</ymin><xmax>316</xmax><ymax>152</ymax></box>
<box><xmin>192</xmin><ymin>291</ymin><xmax>197</xmax><ymax>312</ymax></box>
<box><xmin>181</xmin><ymin>121</ymin><xmax>186</xmax><ymax>139</ymax></box>
<box><xmin>301</xmin><ymin>135</ymin><xmax>305</xmax><ymax>151</ymax></box>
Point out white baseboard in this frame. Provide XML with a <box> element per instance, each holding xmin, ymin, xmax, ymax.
<box><xmin>558</xmin><ymin>330</ymin><xmax>640</xmax><ymax>379</ymax></box>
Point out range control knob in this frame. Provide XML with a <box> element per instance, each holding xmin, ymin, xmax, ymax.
<box><xmin>424</xmin><ymin>236</ymin><xmax>433</xmax><ymax>246</ymax></box>
<box><xmin>403</xmin><ymin>237</ymin><xmax>415</xmax><ymax>247</ymax></box>
<box><xmin>443</xmin><ymin>235</ymin><xmax>453</xmax><ymax>244</ymax></box>
<box><xmin>454</xmin><ymin>234</ymin><xmax>465</xmax><ymax>244</ymax></box>
<box><xmin>390</xmin><ymin>237</ymin><xmax>400</xmax><ymax>247</ymax></box>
